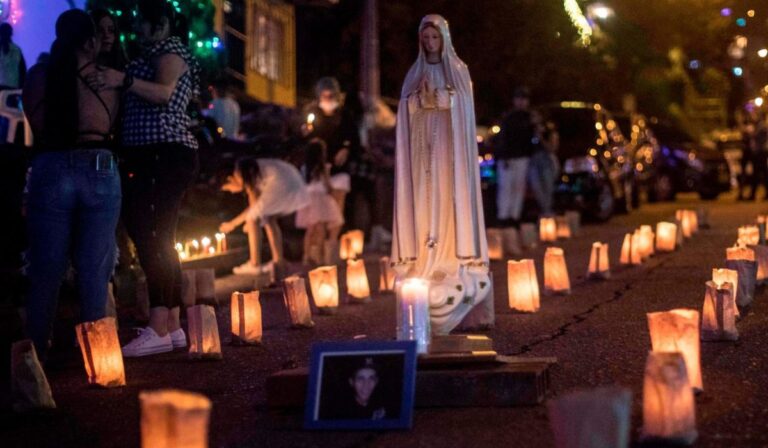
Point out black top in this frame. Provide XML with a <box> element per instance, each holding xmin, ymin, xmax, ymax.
<box><xmin>327</xmin><ymin>396</ymin><xmax>388</xmax><ymax>420</ymax></box>
<box><xmin>305</xmin><ymin>103</ymin><xmax>360</xmax><ymax>175</ymax></box>
<box><xmin>496</xmin><ymin>109</ymin><xmax>537</xmax><ymax>160</ymax></box>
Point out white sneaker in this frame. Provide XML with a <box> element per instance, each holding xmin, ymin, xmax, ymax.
<box><xmin>121</xmin><ymin>327</ymin><xmax>173</xmax><ymax>357</ymax></box>
<box><xmin>233</xmin><ymin>261</ymin><xmax>260</xmax><ymax>275</ymax></box>
<box><xmin>169</xmin><ymin>328</ymin><xmax>187</xmax><ymax>349</ymax></box>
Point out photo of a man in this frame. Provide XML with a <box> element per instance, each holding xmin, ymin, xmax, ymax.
<box><xmin>339</xmin><ymin>357</ymin><xmax>386</xmax><ymax>420</ymax></box>
<box><xmin>317</xmin><ymin>354</ymin><xmax>403</xmax><ymax>421</ymax></box>
<box><xmin>305</xmin><ymin>341</ymin><xmax>417</xmax><ymax>430</ymax></box>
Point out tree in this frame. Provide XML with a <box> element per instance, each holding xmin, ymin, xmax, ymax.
<box><xmin>85</xmin><ymin>0</ymin><xmax>223</xmax><ymax>80</ymax></box>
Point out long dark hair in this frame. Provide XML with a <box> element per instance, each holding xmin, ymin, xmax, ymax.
<box><xmin>304</xmin><ymin>139</ymin><xmax>328</xmax><ymax>183</ymax></box>
<box><xmin>235</xmin><ymin>157</ymin><xmax>262</xmax><ymax>193</ymax></box>
<box><xmin>0</xmin><ymin>23</ymin><xmax>12</xmax><ymax>55</ymax></box>
<box><xmin>43</xmin><ymin>10</ymin><xmax>95</xmax><ymax>147</ymax></box>
<box><xmin>89</xmin><ymin>9</ymin><xmax>128</xmax><ymax>69</ymax></box>
<box><xmin>138</xmin><ymin>0</ymin><xmax>189</xmax><ymax>44</ymax></box>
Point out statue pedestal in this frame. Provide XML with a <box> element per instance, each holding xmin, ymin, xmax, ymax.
<box><xmin>266</xmin><ymin>345</ymin><xmax>555</xmax><ymax>419</ymax></box>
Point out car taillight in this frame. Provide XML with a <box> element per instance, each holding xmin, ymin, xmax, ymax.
<box><xmin>563</xmin><ymin>156</ymin><xmax>599</xmax><ymax>174</ymax></box>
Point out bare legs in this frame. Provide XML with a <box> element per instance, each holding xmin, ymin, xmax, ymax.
<box><xmin>245</xmin><ymin>216</ymin><xmax>284</xmax><ymax>266</ymax></box>
<box><xmin>328</xmin><ymin>189</ymin><xmax>347</xmax><ymax>242</ymax></box>
<box><xmin>148</xmin><ymin>306</ymin><xmax>180</xmax><ymax>337</ymax></box>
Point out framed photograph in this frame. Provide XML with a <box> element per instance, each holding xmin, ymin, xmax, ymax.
<box><xmin>304</xmin><ymin>340</ymin><xmax>418</xmax><ymax>430</ymax></box>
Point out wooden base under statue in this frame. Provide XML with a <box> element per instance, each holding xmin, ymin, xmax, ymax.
<box><xmin>266</xmin><ymin>335</ymin><xmax>555</xmax><ymax>413</ymax></box>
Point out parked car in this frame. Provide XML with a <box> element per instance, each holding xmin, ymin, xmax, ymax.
<box><xmin>540</xmin><ymin>102</ymin><xmax>635</xmax><ymax>221</ymax></box>
<box><xmin>632</xmin><ymin>121</ymin><xmax>730</xmax><ymax>201</ymax></box>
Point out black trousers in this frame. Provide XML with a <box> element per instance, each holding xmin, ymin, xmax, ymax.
<box><xmin>120</xmin><ymin>143</ymin><xmax>197</xmax><ymax>309</ymax></box>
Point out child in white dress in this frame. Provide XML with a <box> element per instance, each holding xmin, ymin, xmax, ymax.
<box><xmin>296</xmin><ymin>139</ymin><xmax>344</xmax><ymax>264</ymax></box>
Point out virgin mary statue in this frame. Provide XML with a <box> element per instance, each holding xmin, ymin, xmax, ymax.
<box><xmin>392</xmin><ymin>14</ymin><xmax>492</xmax><ymax>335</ymax></box>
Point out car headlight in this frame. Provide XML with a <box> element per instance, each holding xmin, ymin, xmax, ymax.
<box><xmin>564</xmin><ymin>156</ymin><xmax>599</xmax><ymax>174</ymax></box>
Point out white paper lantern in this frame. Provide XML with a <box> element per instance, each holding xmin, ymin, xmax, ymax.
<box><xmin>544</xmin><ymin>247</ymin><xmax>571</xmax><ymax>295</ymax></box>
<box><xmin>587</xmin><ymin>242</ymin><xmax>610</xmax><ymax>279</ymax></box>
<box><xmin>507</xmin><ymin>259</ymin><xmax>540</xmax><ymax>312</ymax></box>
<box><xmin>647</xmin><ymin>309</ymin><xmax>702</xmax><ymax>391</ymax></box>
<box><xmin>641</xmin><ymin>351</ymin><xmax>697</xmax><ymax>444</ymax></box>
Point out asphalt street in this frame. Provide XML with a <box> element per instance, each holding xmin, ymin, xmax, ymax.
<box><xmin>3</xmin><ymin>192</ymin><xmax>768</xmax><ymax>448</ymax></box>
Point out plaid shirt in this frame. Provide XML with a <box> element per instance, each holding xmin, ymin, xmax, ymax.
<box><xmin>121</xmin><ymin>37</ymin><xmax>200</xmax><ymax>149</ymax></box>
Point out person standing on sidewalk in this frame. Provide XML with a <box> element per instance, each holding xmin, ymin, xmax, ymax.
<box><xmin>495</xmin><ymin>87</ymin><xmax>537</xmax><ymax>254</ymax></box>
<box><xmin>22</xmin><ymin>10</ymin><xmax>121</xmax><ymax>360</ymax></box>
<box><xmin>86</xmin><ymin>1</ymin><xmax>200</xmax><ymax>357</ymax></box>
<box><xmin>748</xmin><ymin>112</ymin><xmax>768</xmax><ymax>200</ymax></box>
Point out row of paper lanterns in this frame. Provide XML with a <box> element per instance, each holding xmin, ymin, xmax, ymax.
<box><xmin>546</xmin><ymin>210</ymin><xmax>768</xmax><ymax>447</ymax></box>
<box><xmin>505</xmin><ymin>210</ymin><xmax>702</xmax><ymax>313</ymax></box>
<box><xmin>10</xmin><ymin>227</ymin><xmax>394</xmax><ymax>447</ymax></box>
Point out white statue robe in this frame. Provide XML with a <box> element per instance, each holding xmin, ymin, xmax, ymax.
<box><xmin>392</xmin><ymin>15</ymin><xmax>492</xmax><ymax>335</ymax></box>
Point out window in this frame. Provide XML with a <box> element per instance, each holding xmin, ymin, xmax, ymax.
<box><xmin>250</xmin><ymin>12</ymin><xmax>282</xmax><ymax>81</ymax></box>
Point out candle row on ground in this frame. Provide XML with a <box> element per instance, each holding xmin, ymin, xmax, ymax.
<box><xmin>486</xmin><ymin>212</ymin><xmax>581</xmax><ymax>260</ymax></box>
<box><xmin>176</xmin><ymin>233</ymin><xmax>227</xmax><ymax>261</ymax></box>
<box><xmin>636</xmin><ymin>211</ymin><xmax>760</xmax><ymax>445</ymax></box>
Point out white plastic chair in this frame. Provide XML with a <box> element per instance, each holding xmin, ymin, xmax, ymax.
<box><xmin>0</xmin><ymin>88</ymin><xmax>32</xmax><ymax>146</ymax></box>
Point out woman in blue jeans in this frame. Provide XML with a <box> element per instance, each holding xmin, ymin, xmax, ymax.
<box><xmin>22</xmin><ymin>10</ymin><xmax>121</xmax><ymax>360</ymax></box>
<box><xmin>87</xmin><ymin>1</ymin><xmax>200</xmax><ymax>356</ymax></box>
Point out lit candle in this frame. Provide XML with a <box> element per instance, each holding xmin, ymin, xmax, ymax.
<box><xmin>640</xmin><ymin>351</ymin><xmax>697</xmax><ymax>444</ymax></box>
<box><xmin>201</xmin><ymin>236</ymin><xmax>211</xmax><ymax>254</ymax></box>
<box><xmin>738</xmin><ymin>225</ymin><xmax>759</xmax><ymax>246</ymax></box>
<box><xmin>540</xmin><ymin>217</ymin><xmax>557</xmax><ymax>242</ymax></box>
<box><xmin>346</xmin><ymin>259</ymin><xmax>371</xmax><ymax>302</ymax></box>
<box><xmin>307</xmin><ymin>112</ymin><xmax>316</xmax><ymax>131</ymax></box>
<box><xmin>309</xmin><ymin>266</ymin><xmax>339</xmax><ymax>314</ymax></box>
<box><xmin>676</xmin><ymin>210</ymin><xmax>692</xmax><ymax>238</ymax></box>
<box><xmin>620</xmin><ymin>232</ymin><xmax>642</xmax><ymax>266</ymax></box>
<box><xmin>587</xmin><ymin>242</ymin><xmax>610</xmax><ymax>279</ymax></box>
<box><xmin>647</xmin><ymin>308</ymin><xmax>703</xmax><ymax>391</ymax></box>
<box><xmin>507</xmin><ymin>259</ymin><xmax>540</xmax><ymax>312</ymax></box>
<box><xmin>701</xmin><ymin>281</ymin><xmax>738</xmax><ymax>341</ymax></box>
<box><xmin>712</xmin><ymin>268</ymin><xmax>740</xmax><ymax>318</ymax></box>
<box><xmin>215</xmin><ymin>232</ymin><xmax>227</xmax><ymax>253</ymax></box>
<box><xmin>397</xmin><ymin>278</ymin><xmax>431</xmax><ymax>354</ymax></box>
<box><xmin>655</xmin><ymin>222</ymin><xmax>677</xmax><ymax>252</ymax></box>
<box><xmin>544</xmin><ymin>247</ymin><xmax>571</xmax><ymax>295</ymax></box>
<box><xmin>639</xmin><ymin>225</ymin><xmax>655</xmax><ymax>259</ymax></box>
<box><xmin>725</xmin><ymin>245</ymin><xmax>757</xmax><ymax>309</ymax></box>
<box><xmin>191</xmin><ymin>239</ymin><xmax>200</xmax><ymax>257</ymax></box>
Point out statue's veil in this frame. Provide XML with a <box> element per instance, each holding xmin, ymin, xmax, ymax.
<box><xmin>392</xmin><ymin>14</ymin><xmax>488</xmax><ymax>264</ymax></box>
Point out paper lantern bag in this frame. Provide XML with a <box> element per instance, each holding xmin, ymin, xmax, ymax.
<box><xmin>749</xmin><ymin>244</ymin><xmax>768</xmax><ymax>284</ymax></box>
<box><xmin>11</xmin><ymin>340</ymin><xmax>56</xmax><ymax>411</ymax></box>
<box><xmin>76</xmin><ymin>317</ymin><xmax>126</xmax><ymax>387</ymax></box>
<box><xmin>548</xmin><ymin>386</ymin><xmax>632</xmax><ymax>448</ymax></box>
<box><xmin>188</xmin><ymin>305</ymin><xmax>223</xmax><ymax>359</ymax></box>
<box><xmin>647</xmin><ymin>309</ymin><xmax>702</xmax><ymax>391</ymax></box>
<box><xmin>507</xmin><ymin>259</ymin><xmax>540</xmax><ymax>313</ymax></box>
<box><xmin>309</xmin><ymin>266</ymin><xmax>339</xmax><ymax>313</ymax></box>
<box><xmin>641</xmin><ymin>351</ymin><xmax>697</xmax><ymax>445</ymax></box>
<box><xmin>346</xmin><ymin>259</ymin><xmax>371</xmax><ymax>301</ymax></box>
<box><xmin>587</xmin><ymin>242</ymin><xmax>610</xmax><ymax>279</ymax></box>
<box><xmin>230</xmin><ymin>292</ymin><xmax>263</xmax><ymax>344</ymax></box>
<box><xmin>701</xmin><ymin>281</ymin><xmax>738</xmax><ymax>341</ymax></box>
<box><xmin>725</xmin><ymin>258</ymin><xmax>757</xmax><ymax>309</ymax></box>
<box><xmin>282</xmin><ymin>276</ymin><xmax>315</xmax><ymax>328</ymax></box>
<box><xmin>544</xmin><ymin>247</ymin><xmax>571</xmax><ymax>295</ymax></box>
<box><xmin>140</xmin><ymin>389</ymin><xmax>211</xmax><ymax>448</ymax></box>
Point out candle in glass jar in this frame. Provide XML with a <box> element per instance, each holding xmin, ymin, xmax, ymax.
<box><xmin>397</xmin><ymin>278</ymin><xmax>431</xmax><ymax>354</ymax></box>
